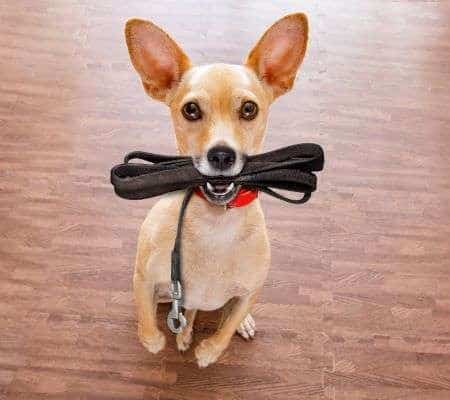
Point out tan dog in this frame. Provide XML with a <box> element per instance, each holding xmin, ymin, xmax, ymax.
<box><xmin>125</xmin><ymin>13</ymin><xmax>308</xmax><ymax>367</ymax></box>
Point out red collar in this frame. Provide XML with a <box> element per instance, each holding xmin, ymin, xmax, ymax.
<box><xmin>194</xmin><ymin>187</ymin><xmax>258</xmax><ymax>208</ymax></box>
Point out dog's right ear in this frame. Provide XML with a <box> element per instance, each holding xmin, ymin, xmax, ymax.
<box><xmin>125</xmin><ymin>19</ymin><xmax>191</xmax><ymax>102</ymax></box>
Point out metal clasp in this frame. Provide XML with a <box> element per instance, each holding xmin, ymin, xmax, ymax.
<box><xmin>167</xmin><ymin>281</ymin><xmax>187</xmax><ymax>334</ymax></box>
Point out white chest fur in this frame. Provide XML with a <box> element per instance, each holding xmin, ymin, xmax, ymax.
<box><xmin>143</xmin><ymin>193</ymin><xmax>271</xmax><ymax>311</ymax></box>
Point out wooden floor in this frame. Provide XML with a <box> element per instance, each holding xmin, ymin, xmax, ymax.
<box><xmin>1</xmin><ymin>1</ymin><xmax>450</xmax><ymax>399</ymax></box>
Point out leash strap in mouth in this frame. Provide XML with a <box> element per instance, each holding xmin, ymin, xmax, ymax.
<box><xmin>110</xmin><ymin>143</ymin><xmax>324</xmax><ymax>201</ymax></box>
<box><xmin>110</xmin><ymin>143</ymin><xmax>325</xmax><ymax>333</ymax></box>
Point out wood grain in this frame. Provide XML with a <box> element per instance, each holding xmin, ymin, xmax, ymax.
<box><xmin>1</xmin><ymin>1</ymin><xmax>450</xmax><ymax>399</ymax></box>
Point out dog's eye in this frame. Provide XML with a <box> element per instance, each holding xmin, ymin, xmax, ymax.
<box><xmin>182</xmin><ymin>102</ymin><xmax>202</xmax><ymax>121</ymax></box>
<box><xmin>240</xmin><ymin>101</ymin><xmax>258</xmax><ymax>120</ymax></box>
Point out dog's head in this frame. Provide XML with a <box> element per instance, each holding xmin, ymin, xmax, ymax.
<box><xmin>125</xmin><ymin>14</ymin><xmax>308</xmax><ymax>204</ymax></box>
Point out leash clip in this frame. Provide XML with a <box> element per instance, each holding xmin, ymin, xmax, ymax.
<box><xmin>167</xmin><ymin>280</ymin><xmax>187</xmax><ymax>334</ymax></box>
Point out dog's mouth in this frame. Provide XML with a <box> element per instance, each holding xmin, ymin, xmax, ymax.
<box><xmin>200</xmin><ymin>182</ymin><xmax>239</xmax><ymax>205</ymax></box>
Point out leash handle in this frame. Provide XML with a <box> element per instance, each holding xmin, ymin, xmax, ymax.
<box><xmin>111</xmin><ymin>143</ymin><xmax>324</xmax><ymax>201</ymax></box>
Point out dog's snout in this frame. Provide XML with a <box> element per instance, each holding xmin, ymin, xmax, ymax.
<box><xmin>207</xmin><ymin>146</ymin><xmax>236</xmax><ymax>171</ymax></box>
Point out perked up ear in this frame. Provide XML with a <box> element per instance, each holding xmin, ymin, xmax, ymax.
<box><xmin>125</xmin><ymin>19</ymin><xmax>192</xmax><ymax>102</ymax></box>
<box><xmin>245</xmin><ymin>13</ymin><xmax>308</xmax><ymax>99</ymax></box>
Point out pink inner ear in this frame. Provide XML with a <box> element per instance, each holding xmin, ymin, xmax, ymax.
<box><xmin>261</xmin><ymin>36</ymin><xmax>296</xmax><ymax>85</ymax></box>
<box><xmin>139</xmin><ymin>45</ymin><xmax>177</xmax><ymax>89</ymax></box>
<box><xmin>133</xmin><ymin>24</ymin><xmax>179</xmax><ymax>90</ymax></box>
<box><xmin>248</xmin><ymin>16</ymin><xmax>307</xmax><ymax>95</ymax></box>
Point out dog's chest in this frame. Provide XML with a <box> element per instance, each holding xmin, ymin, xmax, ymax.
<box><xmin>180</xmin><ymin>214</ymin><xmax>269</xmax><ymax>310</ymax></box>
<box><xmin>148</xmin><ymin>197</ymin><xmax>270</xmax><ymax>311</ymax></box>
<box><xmin>181</xmin><ymin>257</ymin><xmax>265</xmax><ymax>311</ymax></box>
<box><xmin>183</xmin><ymin>275</ymin><xmax>249</xmax><ymax>311</ymax></box>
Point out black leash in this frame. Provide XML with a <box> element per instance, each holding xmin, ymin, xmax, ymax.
<box><xmin>167</xmin><ymin>187</ymin><xmax>194</xmax><ymax>333</ymax></box>
<box><xmin>110</xmin><ymin>143</ymin><xmax>324</xmax><ymax>333</ymax></box>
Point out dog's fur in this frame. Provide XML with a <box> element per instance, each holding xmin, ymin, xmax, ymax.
<box><xmin>125</xmin><ymin>13</ymin><xmax>308</xmax><ymax>367</ymax></box>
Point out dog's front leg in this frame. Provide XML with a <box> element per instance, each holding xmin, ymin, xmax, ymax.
<box><xmin>176</xmin><ymin>309</ymin><xmax>197</xmax><ymax>351</ymax></box>
<box><xmin>134</xmin><ymin>271</ymin><xmax>166</xmax><ymax>354</ymax></box>
<box><xmin>195</xmin><ymin>289</ymin><xmax>260</xmax><ymax>368</ymax></box>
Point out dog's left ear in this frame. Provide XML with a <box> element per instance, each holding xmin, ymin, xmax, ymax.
<box><xmin>125</xmin><ymin>19</ymin><xmax>192</xmax><ymax>102</ymax></box>
<box><xmin>245</xmin><ymin>13</ymin><xmax>308</xmax><ymax>99</ymax></box>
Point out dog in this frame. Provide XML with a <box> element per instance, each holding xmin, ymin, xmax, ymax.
<box><xmin>124</xmin><ymin>13</ymin><xmax>308</xmax><ymax>367</ymax></box>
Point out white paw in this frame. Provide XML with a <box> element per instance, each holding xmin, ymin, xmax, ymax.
<box><xmin>236</xmin><ymin>313</ymin><xmax>256</xmax><ymax>340</ymax></box>
<box><xmin>176</xmin><ymin>329</ymin><xmax>193</xmax><ymax>352</ymax></box>
<box><xmin>195</xmin><ymin>338</ymin><xmax>224</xmax><ymax>368</ymax></box>
<box><xmin>140</xmin><ymin>330</ymin><xmax>166</xmax><ymax>354</ymax></box>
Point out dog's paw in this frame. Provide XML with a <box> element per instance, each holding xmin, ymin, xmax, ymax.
<box><xmin>139</xmin><ymin>330</ymin><xmax>166</xmax><ymax>354</ymax></box>
<box><xmin>176</xmin><ymin>328</ymin><xmax>193</xmax><ymax>352</ymax></box>
<box><xmin>236</xmin><ymin>313</ymin><xmax>256</xmax><ymax>340</ymax></box>
<box><xmin>195</xmin><ymin>337</ymin><xmax>225</xmax><ymax>368</ymax></box>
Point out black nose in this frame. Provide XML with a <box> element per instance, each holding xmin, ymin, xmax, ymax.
<box><xmin>207</xmin><ymin>146</ymin><xmax>236</xmax><ymax>171</ymax></box>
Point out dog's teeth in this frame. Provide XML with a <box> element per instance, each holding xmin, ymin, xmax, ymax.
<box><xmin>222</xmin><ymin>183</ymin><xmax>234</xmax><ymax>194</ymax></box>
<box><xmin>226</xmin><ymin>183</ymin><xmax>234</xmax><ymax>192</ymax></box>
<box><xmin>206</xmin><ymin>182</ymin><xmax>234</xmax><ymax>195</ymax></box>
